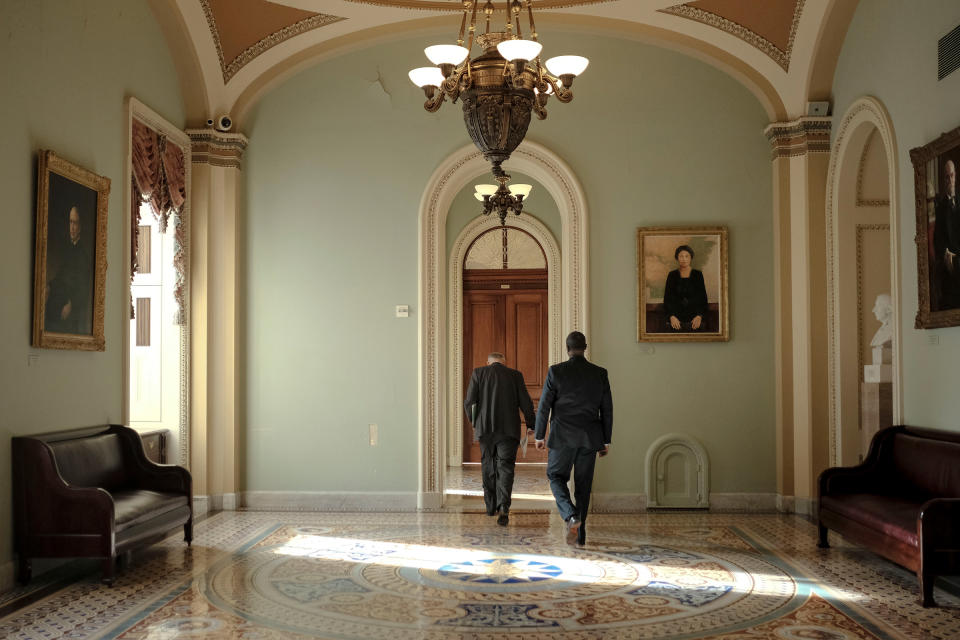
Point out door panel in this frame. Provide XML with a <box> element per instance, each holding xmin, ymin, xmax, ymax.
<box><xmin>463</xmin><ymin>294</ymin><xmax>504</xmax><ymax>462</ymax></box>
<box><xmin>463</xmin><ymin>287</ymin><xmax>548</xmax><ymax>463</ymax></box>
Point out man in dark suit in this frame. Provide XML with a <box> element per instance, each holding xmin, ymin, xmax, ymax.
<box><xmin>934</xmin><ymin>159</ymin><xmax>960</xmax><ymax>309</ymax></box>
<box><xmin>464</xmin><ymin>352</ymin><xmax>536</xmax><ymax>526</ymax></box>
<box><xmin>534</xmin><ymin>331</ymin><xmax>612</xmax><ymax>546</ymax></box>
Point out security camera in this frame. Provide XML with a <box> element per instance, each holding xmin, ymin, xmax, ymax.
<box><xmin>215</xmin><ymin>115</ymin><xmax>233</xmax><ymax>132</ymax></box>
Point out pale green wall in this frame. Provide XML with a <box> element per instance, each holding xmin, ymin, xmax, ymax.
<box><xmin>832</xmin><ymin>0</ymin><xmax>960</xmax><ymax>430</ymax></box>
<box><xmin>244</xmin><ymin>33</ymin><xmax>775</xmax><ymax>495</ymax></box>
<box><xmin>0</xmin><ymin>0</ymin><xmax>184</xmax><ymax>570</ymax></box>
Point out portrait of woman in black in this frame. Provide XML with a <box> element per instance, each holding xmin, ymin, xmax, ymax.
<box><xmin>663</xmin><ymin>244</ymin><xmax>708</xmax><ymax>331</ymax></box>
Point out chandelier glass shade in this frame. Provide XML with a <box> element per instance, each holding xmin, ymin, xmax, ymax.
<box><xmin>409</xmin><ymin>0</ymin><xmax>588</xmax><ymax>180</ymax></box>
<box><xmin>473</xmin><ymin>179</ymin><xmax>532</xmax><ymax>225</ymax></box>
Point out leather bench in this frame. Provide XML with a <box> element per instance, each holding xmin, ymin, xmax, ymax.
<box><xmin>12</xmin><ymin>424</ymin><xmax>192</xmax><ymax>585</ymax></box>
<box><xmin>817</xmin><ymin>425</ymin><xmax>960</xmax><ymax>606</ymax></box>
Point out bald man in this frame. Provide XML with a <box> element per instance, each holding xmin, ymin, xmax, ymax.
<box><xmin>934</xmin><ymin>160</ymin><xmax>960</xmax><ymax>309</ymax></box>
<box><xmin>464</xmin><ymin>352</ymin><xmax>536</xmax><ymax>526</ymax></box>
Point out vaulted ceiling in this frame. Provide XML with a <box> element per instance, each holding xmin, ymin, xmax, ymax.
<box><xmin>153</xmin><ymin>0</ymin><xmax>858</xmax><ymax>126</ymax></box>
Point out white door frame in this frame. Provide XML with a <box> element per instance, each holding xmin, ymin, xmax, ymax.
<box><xmin>417</xmin><ymin>140</ymin><xmax>589</xmax><ymax>508</ymax></box>
<box><xmin>123</xmin><ymin>97</ymin><xmax>192</xmax><ymax>466</ymax></box>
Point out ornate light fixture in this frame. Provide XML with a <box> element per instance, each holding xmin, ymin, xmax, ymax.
<box><xmin>408</xmin><ymin>1</ymin><xmax>588</xmax><ymax>182</ymax></box>
<box><xmin>474</xmin><ymin>181</ymin><xmax>532</xmax><ymax>225</ymax></box>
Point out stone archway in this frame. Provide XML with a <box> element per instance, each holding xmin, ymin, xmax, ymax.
<box><xmin>825</xmin><ymin>96</ymin><xmax>902</xmax><ymax>467</ymax></box>
<box><xmin>417</xmin><ymin>141</ymin><xmax>589</xmax><ymax>508</ymax></box>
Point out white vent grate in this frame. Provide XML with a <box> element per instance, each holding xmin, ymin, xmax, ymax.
<box><xmin>939</xmin><ymin>24</ymin><xmax>960</xmax><ymax>80</ymax></box>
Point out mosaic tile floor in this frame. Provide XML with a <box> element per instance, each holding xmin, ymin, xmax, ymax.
<box><xmin>445</xmin><ymin>464</ymin><xmax>552</xmax><ymax>498</ymax></box>
<box><xmin>1</xmin><ymin>511</ymin><xmax>959</xmax><ymax>639</ymax></box>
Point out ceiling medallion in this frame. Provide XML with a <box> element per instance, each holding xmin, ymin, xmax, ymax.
<box><xmin>408</xmin><ymin>1</ymin><xmax>587</xmax><ymax>221</ymax></box>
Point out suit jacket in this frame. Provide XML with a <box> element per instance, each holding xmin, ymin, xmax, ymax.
<box><xmin>464</xmin><ymin>362</ymin><xmax>536</xmax><ymax>441</ymax></box>
<box><xmin>534</xmin><ymin>355</ymin><xmax>612</xmax><ymax>451</ymax></box>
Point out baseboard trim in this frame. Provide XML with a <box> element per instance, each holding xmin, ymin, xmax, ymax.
<box><xmin>709</xmin><ymin>493</ymin><xmax>780</xmax><ymax>512</ymax></box>
<box><xmin>793</xmin><ymin>496</ymin><xmax>817</xmax><ymax>518</ymax></box>
<box><xmin>242</xmin><ymin>491</ymin><xmax>419</xmax><ymax>512</ymax></box>
<box><xmin>591</xmin><ymin>493</ymin><xmax>647</xmax><ymax>512</ymax></box>
<box><xmin>193</xmin><ymin>495</ymin><xmax>210</xmax><ymax>517</ymax></box>
<box><xmin>0</xmin><ymin>560</ymin><xmax>14</xmax><ymax>596</ymax></box>
<box><xmin>419</xmin><ymin>491</ymin><xmax>444</xmax><ymax>510</ymax></box>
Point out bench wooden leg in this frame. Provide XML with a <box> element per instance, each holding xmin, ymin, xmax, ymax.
<box><xmin>101</xmin><ymin>557</ymin><xmax>116</xmax><ymax>586</ymax></box>
<box><xmin>17</xmin><ymin>556</ymin><xmax>32</xmax><ymax>585</ymax></box>
<box><xmin>919</xmin><ymin>572</ymin><xmax>936</xmax><ymax>607</ymax></box>
<box><xmin>184</xmin><ymin>520</ymin><xmax>193</xmax><ymax>546</ymax></box>
<box><xmin>817</xmin><ymin>523</ymin><xmax>829</xmax><ymax>548</ymax></box>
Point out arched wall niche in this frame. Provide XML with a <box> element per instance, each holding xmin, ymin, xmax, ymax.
<box><xmin>825</xmin><ymin>96</ymin><xmax>902</xmax><ymax>467</ymax></box>
<box><xmin>418</xmin><ymin>140</ymin><xmax>588</xmax><ymax>508</ymax></box>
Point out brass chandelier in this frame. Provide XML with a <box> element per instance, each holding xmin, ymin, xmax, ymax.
<box><xmin>408</xmin><ymin>0</ymin><xmax>588</xmax><ymax>188</ymax></box>
<box><xmin>474</xmin><ymin>181</ymin><xmax>532</xmax><ymax>225</ymax></box>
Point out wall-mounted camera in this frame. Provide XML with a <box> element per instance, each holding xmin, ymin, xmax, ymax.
<box><xmin>215</xmin><ymin>115</ymin><xmax>233</xmax><ymax>132</ymax></box>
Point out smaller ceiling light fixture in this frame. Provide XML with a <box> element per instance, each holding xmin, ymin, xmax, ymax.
<box><xmin>474</xmin><ymin>180</ymin><xmax>532</xmax><ymax>225</ymax></box>
<box><xmin>409</xmin><ymin>1</ymin><xmax>588</xmax><ymax>181</ymax></box>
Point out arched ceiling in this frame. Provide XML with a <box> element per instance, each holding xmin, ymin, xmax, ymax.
<box><xmin>156</xmin><ymin>0</ymin><xmax>855</xmax><ymax>126</ymax></box>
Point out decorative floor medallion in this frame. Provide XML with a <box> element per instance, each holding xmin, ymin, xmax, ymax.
<box><xmin>0</xmin><ymin>512</ymin><xmax>958</xmax><ymax>639</ymax></box>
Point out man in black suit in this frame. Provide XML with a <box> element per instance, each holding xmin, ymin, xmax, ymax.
<box><xmin>464</xmin><ymin>352</ymin><xmax>536</xmax><ymax>526</ymax></box>
<box><xmin>934</xmin><ymin>159</ymin><xmax>960</xmax><ymax>309</ymax></box>
<box><xmin>534</xmin><ymin>331</ymin><xmax>612</xmax><ymax>546</ymax></box>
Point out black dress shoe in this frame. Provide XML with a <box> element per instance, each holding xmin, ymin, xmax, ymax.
<box><xmin>486</xmin><ymin>505</ymin><xmax>497</xmax><ymax>516</ymax></box>
<box><xmin>497</xmin><ymin>513</ymin><xmax>509</xmax><ymax>526</ymax></box>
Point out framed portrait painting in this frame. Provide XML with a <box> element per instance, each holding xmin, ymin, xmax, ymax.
<box><xmin>32</xmin><ymin>150</ymin><xmax>111</xmax><ymax>350</ymax></box>
<box><xmin>910</xmin><ymin>126</ymin><xmax>960</xmax><ymax>329</ymax></box>
<box><xmin>637</xmin><ymin>226</ymin><xmax>729</xmax><ymax>342</ymax></box>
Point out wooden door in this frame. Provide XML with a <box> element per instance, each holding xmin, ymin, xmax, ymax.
<box><xmin>463</xmin><ymin>278</ymin><xmax>549</xmax><ymax>463</ymax></box>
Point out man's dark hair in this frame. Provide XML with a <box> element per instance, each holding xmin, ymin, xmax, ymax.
<box><xmin>675</xmin><ymin>244</ymin><xmax>695</xmax><ymax>260</ymax></box>
<box><xmin>566</xmin><ymin>331</ymin><xmax>587</xmax><ymax>352</ymax></box>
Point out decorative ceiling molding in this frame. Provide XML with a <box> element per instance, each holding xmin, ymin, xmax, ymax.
<box><xmin>857</xmin><ymin>129</ymin><xmax>891</xmax><ymax>207</ymax></box>
<box><xmin>200</xmin><ymin>0</ymin><xmax>346</xmax><ymax>83</ymax></box>
<box><xmin>341</xmin><ymin>0</ymin><xmax>613</xmax><ymax>10</ymax></box>
<box><xmin>659</xmin><ymin>0</ymin><xmax>805</xmax><ymax>72</ymax></box>
<box><xmin>764</xmin><ymin>117</ymin><xmax>831</xmax><ymax>159</ymax></box>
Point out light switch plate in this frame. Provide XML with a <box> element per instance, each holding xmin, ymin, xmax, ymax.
<box><xmin>395</xmin><ymin>305</ymin><xmax>409</xmax><ymax>318</ymax></box>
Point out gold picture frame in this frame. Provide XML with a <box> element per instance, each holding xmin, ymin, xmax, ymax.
<box><xmin>637</xmin><ymin>226</ymin><xmax>729</xmax><ymax>342</ymax></box>
<box><xmin>910</xmin><ymin>126</ymin><xmax>960</xmax><ymax>329</ymax></box>
<box><xmin>32</xmin><ymin>150</ymin><xmax>111</xmax><ymax>350</ymax></box>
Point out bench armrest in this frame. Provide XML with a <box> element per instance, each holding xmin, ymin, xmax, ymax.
<box><xmin>818</xmin><ymin>463</ymin><xmax>879</xmax><ymax>497</ymax></box>
<box><xmin>110</xmin><ymin>425</ymin><xmax>192</xmax><ymax>497</ymax></box>
<box><xmin>13</xmin><ymin>438</ymin><xmax>115</xmax><ymax>536</ymax></box>
<box><xmin>918</xmin><ymin>498</ymin><xmax>960</xmax><ymax>547</ymax></box>
<box><xmin>818</xmin><ymin>426</ymin><xmax>906</xmax><ymax>500</ymax></box>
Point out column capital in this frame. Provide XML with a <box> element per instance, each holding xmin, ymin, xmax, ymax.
<box><xmin>764</xmin><ymin>117</ymin><xmax>832</xmax><ymax>159</ymax></box>
<box><xmin>186</xmin><ymin>129</ymin><xmax>249</xmax><ymax>168</ymax></box>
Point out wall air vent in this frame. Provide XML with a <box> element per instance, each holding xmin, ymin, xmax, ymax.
<box><xmin>939</xmin><ymin>24</ymin><xmax>960</xmax><ymax>80</ymax></box>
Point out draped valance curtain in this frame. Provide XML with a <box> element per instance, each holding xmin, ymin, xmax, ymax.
<box><xmin>131</xmin><ymin>119</ymin><xmax>187</xmax><ymax>323</ymax></box>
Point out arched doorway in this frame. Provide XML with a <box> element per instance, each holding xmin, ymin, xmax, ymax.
<box><xmin>826</xmin><ymin>97</ymin><xmax>903</xmax><ymax>466</ymax></box>
<box><xmin>459</xmin><ymin>225</ymin><xmax>551</xmax><ymax>465</ymax></box>
<box><xmin>418</xmin><ymin>141</ymin><xmax>588</xmax><ymax>509</ymax></box>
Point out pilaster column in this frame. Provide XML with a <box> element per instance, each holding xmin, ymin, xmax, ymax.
<box><xmin>764</xmin><ymin>117</ymin><xmax>831</xmax><ymax>514</ymax></box>
<box><xmin>187</xmin><ymin>129</ymin><xmax>248</xmax><ymax>510</ymax></box>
